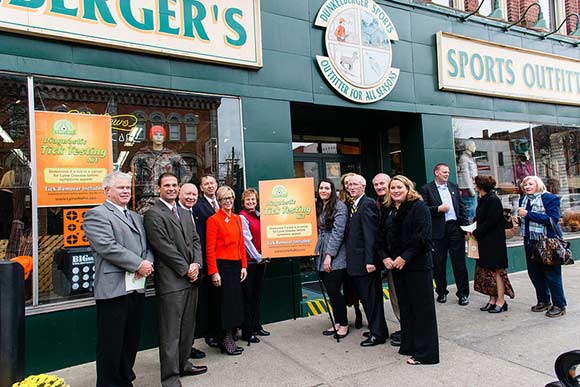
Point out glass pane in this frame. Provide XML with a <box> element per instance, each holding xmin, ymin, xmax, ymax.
<box><xmin>532</xmin><ymin>123</ymin><xmax>580</xmax><ymax>235</ymax></box>
<box><xmin>538</xmin><ymin>0</ymin><xmax>556</xmax><ymax>30</ymax></box>
<box><xmin>33</xmin><ymin>77</ymin><xmax>243</xmax><ymax>304</ymax></box>
<box><xmin>388</xmin><ymin>126</ymin><xmax>403</xmax><ymax>176</ymax></box>
<box><xmin>0</xmin><ymin>73</ymin><xmax>32</xmax><ymax>305</ymax></box>
<box><xmin>294</xmin><ymin>160</ymin><xmax>320</xmax><ymax>189</ymax></box>
<box><xmin>478</xmin><ymin>0</ymin><xmax>492</xmax><ymax>16</ymax></box>
<box><xmin>431</xmin><ymin>0</ymin><xmax>454</xmax><ymax>7</ymax></box>
<box><xmin>453</xmin><ymin>118</ymin><xmax>531</xmax><ymax>243</ymax></box>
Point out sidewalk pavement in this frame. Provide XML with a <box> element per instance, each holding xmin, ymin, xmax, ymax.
<box><xmin>53</xmin><ymin>265</ymin><xmax>580</xmax><ymax>387</ymax></box>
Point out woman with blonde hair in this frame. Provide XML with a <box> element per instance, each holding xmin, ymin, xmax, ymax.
<box><xmin>518</xmin><ymin>175</ymin><xmax>567</xmax><ymax>318</ymax></box>
<box><xmin>206</xmin><ymin>186</ymin><xmax>248</xmax><ymax>355</ymax></box>
<box><xmin>379</xmin><ymin>175</ymin><xmax>439</xmax><ymax>365</ymax></box>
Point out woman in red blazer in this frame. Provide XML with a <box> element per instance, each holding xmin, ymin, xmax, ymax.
<box><xmin>206</xmin><ymin>185</ymin><xmax>248</xmax><ymax>355</ymax></box>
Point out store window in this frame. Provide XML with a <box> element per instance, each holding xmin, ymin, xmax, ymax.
<box><xmin>453</xmin><ymin>118</ymin><xmax>580</xmax><ymax>244</ymax></box>
<box><xmin>430</xmin><ymin>0</ymin><xmax>464</xmax><ymax>10</ymax></box>
<box><xmin>0</xmin><ymin>74</ymin><xmax>32</xmax><ymax>305</ymax></box>
<box><xmin>0</xmin><ymin>74</ymin><xmax>246</xmax><ymax>307</ymax></box>
<box><xmin>477</xmin><ymin>0</ymin><xmax>506</xmax><ymax>19</ymax></box>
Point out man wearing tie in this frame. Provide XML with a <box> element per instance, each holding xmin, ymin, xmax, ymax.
<box><xmin>344</xmin><ymin>174</ymin><xmax>388</xmax><ymax>347</ymax></box>
<box><xmin>144</xmin><ymin>173</ymin><xmax>207</xmax><ymax>387</ymax></box>
<box><xmin>421</xmin><ymin>163</ymin><xmax>470</xmax><ymax>306</ymax></box>
<box><xmin>192</xmin><ymin>174</ymin><xmax>221</xmax><ymax>348</ymax></box>
<box><xmin>177</xmin><ymin>183</ymin><xmax>205</xmax><ymax>360</ymax></box>
<box><xmin>83</xmin><ymin>171</ymin><xmax>154</xmax><ymax>387</ymax></box>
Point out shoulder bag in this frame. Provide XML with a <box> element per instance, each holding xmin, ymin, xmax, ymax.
<box><xmin>531</xmin><ymin>218</ymin><xmax>574</xmax><ymax>266</ymax></box>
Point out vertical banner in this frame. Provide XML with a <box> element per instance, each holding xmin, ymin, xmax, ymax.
<box><xmin>35</xmin><ymin>111</ymin><xmax>112</xmax><ymax>207</ymax></box>
<box><xmin>259</xmin><ymin>177</ymin><xmax>318</xmax><ymax>258</ymax></box>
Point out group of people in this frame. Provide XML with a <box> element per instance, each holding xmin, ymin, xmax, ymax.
<box><xmin>84</xmin><ymin>163</ymin><xmax>569</xmax><ymax>385</ymax></box>
<box><xmin>315</xmin><ymin>164</ymin><xmax>569</xmax><ymax>367</ymax></box>
<box><xmin>84</xmin><ymin>172</ymin><xmax>268</xmax><ymax>387</ymax></box>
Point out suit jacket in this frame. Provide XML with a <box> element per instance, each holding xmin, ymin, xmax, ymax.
<box><xmin>192</xmin><ymin>196</ymin><xmax>216</xmax><ymax>261</ymax></box>
<box><xmin>144</xmin><ymin>200</ymin><xmax>202</xmax><ymax>296</ymax></box>
<box><xmin>314</xmin><ymin>200</ymin><xmax>347</xmax><ymax>271</ymax></box>
<box><xmin>421</xmin><ymin>180</ymin><xmax>467</xmax><ymax>239</ymax></box>
<box><xmin>83</xmin><ymin>201</ymin><xmax>153</xmax><ymax>300</ymax></box>
<box><xmin>344</xmin><ymin>195</ymin><xmax>379</xmax><ymax>276</ymax></box>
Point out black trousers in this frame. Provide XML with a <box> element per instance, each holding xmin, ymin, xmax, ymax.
<box><xmin>352</xmin><ymin>272</ymin><xmax>388</xmax><ymax>340</ymax></box>
<box><xmin>433</xmin><ymin>222</ymin><xmax>469</xmax><ymax>297</ymax></box>
<box><xmin>96</xmin><ymin>292</ymin><xmax>145</xmax><ymax>387</ymax></box>
<box><xmin>320</xmin><ymin>269</ymin><xmax>348</xmax><ymax>326</ymax></box>
<box><xmin>394</xmin><ymin>270</ymin><xmax>439</xmax><ymax>364</ymax></box>
<box><xmin>242</xmin><ymin>263</ymin><xmax>266</xmax><ymax>338</ymax></box>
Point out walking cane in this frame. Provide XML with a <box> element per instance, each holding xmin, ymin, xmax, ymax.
<box><xmin>247</xmin><ymin>259</ymin><xmax>270</xmax><ymax>347</ymax></box>
<box><xmin>314</xmin><ymin>257</ymin><xmax>340</xmax><ymax>343</ymax></box>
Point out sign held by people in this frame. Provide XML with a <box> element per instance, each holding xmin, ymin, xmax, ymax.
<box><xmin>259</xmin><ymin>178</ymin><xmax>318</xmax><ymax>258</ymax></box>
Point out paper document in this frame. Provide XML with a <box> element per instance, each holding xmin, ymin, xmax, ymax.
<box><xmin>125</xmin><ymin>271</ymin><xmax>146</xmax><ymax>291</ymax></box>
<box><xmin>460</xmin><ymin>222</ymin><xmax>477</xmax><ymax>233</ymax></box>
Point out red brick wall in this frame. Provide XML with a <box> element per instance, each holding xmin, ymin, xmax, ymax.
<box><xmin>564</xmin><ymin>0</ymin><xmax>579</xmax><ymax>33</ymax></box>
<box><xmin>465</xmin><ymin>0</ymin><xmax>479</xmax><ymax>13</ymax></box>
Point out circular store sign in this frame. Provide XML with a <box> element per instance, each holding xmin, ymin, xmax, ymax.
<box><xmin>314</xmin><ymin>0</ymin><xmax>400</xmax><ymax>104</ymax></box>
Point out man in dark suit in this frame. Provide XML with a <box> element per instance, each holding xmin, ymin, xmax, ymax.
<box><xmin>83</xmin><ymin>171</ymin><xmax>154</xmax><ymax>387</ymax></box>
<box><xmin>345</xmin><ymin>174</ymin><xmax>388</xmax><ymax>347</ymax></box>
<box><xmin>192</xmin><ymin>174</ymin><xmax>221</xmax><ymax>348</ymax></box>
<box><xmin>177</xmin><ymin>182</ymin><xmax>206</xmax><ymax>360</ymax></box>
<box><xmin>421</xmin><ymin>163</ymin><xmax>470</xmax><ymax>306</ymax></box>
<box><xmin>144</xmin><ymin>173</ymin><xmax>207</xmax><ymax>387</ymax></box>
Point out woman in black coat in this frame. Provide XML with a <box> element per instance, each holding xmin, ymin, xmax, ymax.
<box><xmin>380</xmin><ymin>175</ymin><xmax>439</xmax><ymax>365</ymax></box>
<box><xmin>472</xmin><ymin>175</ymin><xmax>514</xmax><ymax>314</ymax></box>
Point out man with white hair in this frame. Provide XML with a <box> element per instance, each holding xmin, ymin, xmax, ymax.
<box><xmin>83</xmin><ymin>171</ymin><xmax>154</xmax><ymax>387</ymax></box>
<box><xmin>345</xmin><ymin>174</ymin><xmax>388</xmax><ymax>347</ymax></box>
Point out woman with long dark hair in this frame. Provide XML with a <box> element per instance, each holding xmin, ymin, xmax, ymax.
<box><xmin>315</xmin><ymin>179</ymin><xmax>349</xmax><ymax>338</ymax></box>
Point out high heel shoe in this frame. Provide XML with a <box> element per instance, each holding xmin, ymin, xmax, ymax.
<box><xmin>221</xmin><ymin>336</ymin><xmax>243</xmax><ymax>355</ymax></box>
<box><xmin>480</xmin><ymin>303</ymin><xmax>495</xmax><ymax>311</ymax></box>
<box><xmin>488</xmin><ymin>302</ymin><xmax>508</xmax><ymax>313</ymax></box>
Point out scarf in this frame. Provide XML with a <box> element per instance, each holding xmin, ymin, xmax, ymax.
<box><xmin>520</xmin><ymin>193</ymin><xmax>546</xmax><ymax>240</ymax></box>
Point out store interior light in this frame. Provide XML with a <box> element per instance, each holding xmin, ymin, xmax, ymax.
<box><xmin>0</xmin><ymin>125</ymin><xmax>14</xmax><ymax>143</ymax></box>
<box><xmin>116</xmin><ymin>151</ymin><xmax>129</xmax><ymax>167</ymax></box>
<box><xmin>123</xmin><ymin>126</ymin><xmax>142</xmax><ymax>147</ymax></box>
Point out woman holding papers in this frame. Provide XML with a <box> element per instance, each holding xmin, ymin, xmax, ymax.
<box><xmin>206</xmin><ymin>186</ymin><xmax>248</xmax><ymax>355</ymax></box>
<box><xmin>315</xmin><ymin>179</ymin><xmax>349</xmax><ymax>339</ymax></box>
<box><xmin>380</xmin><ymin>175</ymin><xmax>439</xmax><ymax>365</ymax></box>
<box><xmin>472</xmin><ymin>175</ymin><xmax>514</xmax><ymax>314</ymax></box>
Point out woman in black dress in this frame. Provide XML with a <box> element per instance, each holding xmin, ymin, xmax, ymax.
<box><xmin>472</xmin><ymin>175</ymin><xmax>515</xmax><ymax>313</ymax></box>
<box><xmin>380</xmin><ymin>175</ymin><xmax>439</xmax><ymax>365</ymax></box>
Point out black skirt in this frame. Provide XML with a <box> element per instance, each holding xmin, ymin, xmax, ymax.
<box><xmin>216</xmin><ymin>259</ymin><xmax>244</xmax><ymax>331</ymax></box>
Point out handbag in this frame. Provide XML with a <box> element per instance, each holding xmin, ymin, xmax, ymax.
<box><xmin>503</xmin><ymin>208</ymin><xmax>514</xmax><ymax>229</ymax></box>
<box><xmin>531</xmin><ymin>219</ymin><xmax>574</xmax><ymax>266</ymax></box>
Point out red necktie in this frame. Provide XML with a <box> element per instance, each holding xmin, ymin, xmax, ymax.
<box><xmin>212</xmin><ymin>200</ymin><xmax>219</xmax><ymax>213</ymax></box>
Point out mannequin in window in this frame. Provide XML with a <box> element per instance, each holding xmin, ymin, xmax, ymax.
<box><xmin>457</xmin><ymin>140</ymin><xmax>478</xmax><ymax>222</ymax></box>
<box><xmin>514</xmin><ymin>151</ymin><xmax>534</xmax><ymax>193</ymax></box>
<box><xmin>130</xmin><ymin>125</ymin><xmax>192</xmax><ymax>214</ymax></box>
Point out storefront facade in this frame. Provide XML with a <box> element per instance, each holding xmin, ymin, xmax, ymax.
<box><xmin>0</xmin><ymin>0</ymin><xmax>579</xmax><ymax>373</ymax></box>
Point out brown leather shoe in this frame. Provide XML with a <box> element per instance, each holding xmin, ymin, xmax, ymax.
<box><xmin>180</xmin><ymin>362</ymin><xmax>208</xmax><ymax>376</ymax></box>
<box><xmin>531</xmin><ymin>302</ymin><xmax>552</xmax><ymax>312</ymax></box>
<box><xmin>546</xmin><ymin>306</ymin><xmax>566</xmax><ymax>318</ymax></box>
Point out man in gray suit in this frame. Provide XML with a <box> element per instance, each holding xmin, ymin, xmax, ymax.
<box><xmin>83</xmin><ymin>171</ymin><xmax>154</xmax><ymax>387</ymax></box>
<box><xmin>144</xmin><ymin>173</ymin><xmax>207</xmax><ymax>387</ymax></box>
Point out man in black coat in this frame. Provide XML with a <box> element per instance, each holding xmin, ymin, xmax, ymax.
<box><xmin>192</xmin><ymin>174</ymin><xmax>221</xmax><ymax>348</ymax></box>
<box><xmin>345</xmin><ymin>174</ymin><xmax>388</xmax><ymax>346</ymax></box>
<box><xmin>421</xmin><ymin>163</ymin><xmax>470</xmax><ymax>305</ymax></box>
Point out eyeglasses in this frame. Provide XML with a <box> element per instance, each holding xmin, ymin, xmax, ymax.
<box><xmin>220</xmin><ymin>196</ymin><xmax>234</xmax><ymax>202</ymax></box>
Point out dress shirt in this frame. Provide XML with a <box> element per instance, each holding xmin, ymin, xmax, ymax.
<box><xmin>158</xmin><ymin>198</ymin><xmax>179</xmax><ymax>219</ymax></box>
<box><xmin>204</xmin><ymin>195</ymin><xmax>219</xmax><ymax>213</ymax></box>
<box><xmin>436</xmin><ymin>183</ymin><xmax>457</xmax><ymax>222</ymax></box>
<box><xmin>106</xmin><ymin>200</ymin><xmax>127</xmax><ymax>215</ymax></box>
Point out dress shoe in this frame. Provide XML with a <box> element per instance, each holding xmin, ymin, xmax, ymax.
<box><xmin>390</xmin><ymin>330</ymin><xmax>401</xmax><ymax>340</ymax></box>
<box><xmin>334</xmin><ymin>328</ymin><xmax>349</xmax><ymax>339</ymax></box>
<box><xmin>322</xmin><ymin>328</ymin><xmax>336</xmax><ymax>336</ymax></box>
<box><xmin>531</xmin><ymin>302</ymin><xmax>552</xmax><ymax>312</ymax></box>
<box><xmin>354</xmin><ymin>308</ymin><xmax>363</xmax><ymax>329</ymax></box>
<box><xmin>479</xmin><ymin>303</ymin><xmax>495</xmax><ymax>312</ymax></box>
<box><xmin>436</xmin><ymin>294</ymin><xmax>447</xmax><ymax>303</ymax></box>
<box><xmin>254</xmin><ymin>328</ymin><xmax>271</xmax><ymax>336</ymax></box>
<box><xmin>244</xmin><ymin>335</ymin><xmax>260</xmax><ymax>343</ymax></box>
<box><xmin>390</xmin><ymin>330</ymin><xmax>401</xmax><ymax>347</ymax></box>
<box><xmin>180</xmin><ymin>363</ymin><xmax>208</xmax><ymax>376</ymax></box>
<box><xmin>362</xmin><ymin>331</ymin><xmax>371</xmax><ymax>338</ymax></box>
<box><xmin>360</xmin><ymin>335</ymin><xmax>386</xmax><ymax>347</ymax></box>
<box><xmin>458</xmin><ymin>296</ymin><xmax>469</xmax><ymax>306</ymax></box>
<box><xmin>546</xmin><ymin>306</ymin><xmax>566</xmax><ymax>318</ymax></box>
<box><xmin>190</xmin><ymin>347</ymin><xmax>206</xmax><ymax>359</ymax></box>
<box><xmin>205</xmin><ymin>337</ymin><xmax>220</xmax><ymax>348</ymax></box>
<box><xmin>488</xmin><ymin>302</ymin><xmax>508</xmax><ymax>313</ymax></box>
